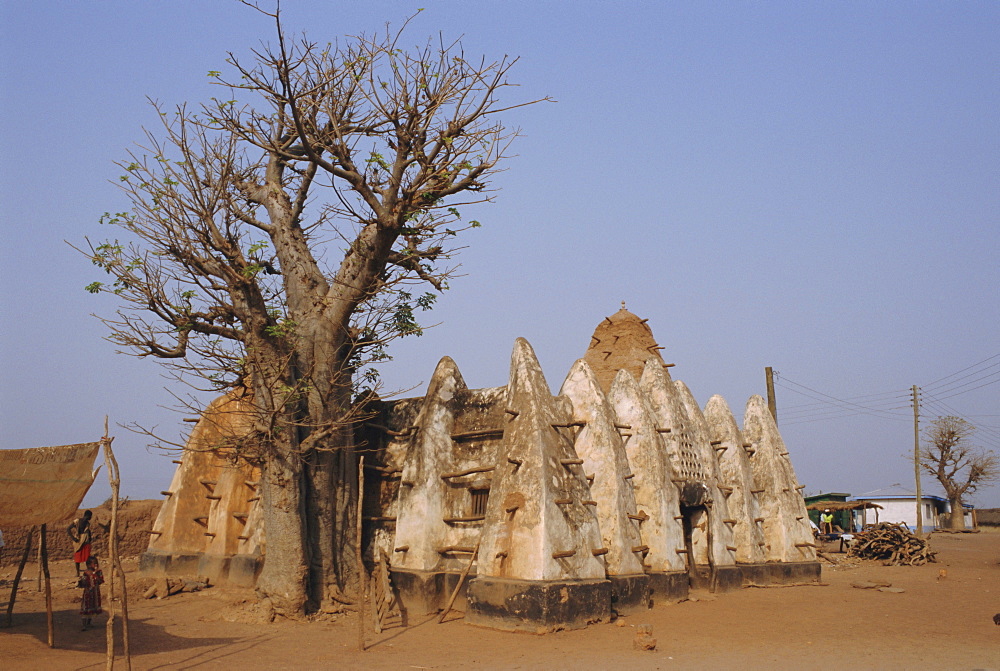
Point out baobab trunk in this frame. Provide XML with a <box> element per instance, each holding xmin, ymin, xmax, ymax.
<box><xmin>948</xmin><ymin>496</ymin><xmax>966</xmax><ymax>530</ymax></box>
<box><xmin>304</xmin><ymin>429</ymin><xmax>359</xmax><ymax>609</ymax></box>
<box><xmin>257</xmin><ymin>448</ymin><xmax>309</xmax><ymax>615</ymax></box>
<box><xmin>296</xmin><ymin>330</ymin><xmax>361</xmax><ymax>610</ymax></box>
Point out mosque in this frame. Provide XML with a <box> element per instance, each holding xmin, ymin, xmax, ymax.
<box><xmin>141</xmin><ymin>307</ymin><xmax>819</xmax><ymax>631</ymax></box>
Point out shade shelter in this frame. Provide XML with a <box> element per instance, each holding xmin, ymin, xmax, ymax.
<box><xmin>804</xmin><ymin>500</ymin><xmax>884</xmax><ymax>530</ymax></box>
<box><xmin>0</xmin><ymin>442</ymin><xmax>101</xmax><ymax>645</ymax></box>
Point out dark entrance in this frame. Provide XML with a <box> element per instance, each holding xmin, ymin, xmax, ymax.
<box><xmin>680</xmin><ymin>504</ymin><xmax>712</xmax><ymax>590</ymax></box>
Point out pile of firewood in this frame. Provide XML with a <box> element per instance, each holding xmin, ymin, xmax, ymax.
<box><xmin>846</xmin><ymin>522</ymin><xmax>937</xmax><ymax>566</ymax></box>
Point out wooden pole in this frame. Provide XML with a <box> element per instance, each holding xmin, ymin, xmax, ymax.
<box><xmin>438</xmin><ymin>540</ymin><xmax>480</xmax><ymax>624</ymax></box>
<box><xmin>102</xmin><ymin>418</ymin><xmax>131</xmax><ymax>670</ymax></box>
<box><xmin>40</xmin><ymin>525</ymin><xmax>53</xmax><ymax>647</ymax></box>
<box><xmin>356</xmin><ymin>455</ymin><xmax>366</xmax><ymax>652</ymax></box>
<box><xmin>912</xmin><ymin>385</ymin><xmax>923</xmax><ymax>535</ymax></box>
<box><xmin>765</xmin><ymin>367</ymin><xmax>778</xmax><ymax>425</ymax></box>
<box><xmin>4</xmin><ymin>526</ymin><xmax>34</xmax><ymax>628</ymax></box>
<box><xmin>36</xmin><ymin>538</ymin><xmax>43</xmax><ymax>592</ymax></box>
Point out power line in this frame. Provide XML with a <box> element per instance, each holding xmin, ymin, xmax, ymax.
<box><xmin>774</xmin><ymin>375</ymin><xmax>910</xmax><ymax>422</ymax></box>
<box><xmin>768</xmin><ymin>368</ymin><xmax>998</xmax><ymax>449</ymax></box>
<box><xmin>781</xmin><ymin>402</ymin><xmax>911</xmax><ymax>424</ymax></box>
<box><xmin>782</xmin><ymin>389</ymin><xmax>907</xmax><ymax>412</ymax></box>
<box><xmin>929</xmin><ymin>373</ymin><xmax>1000</xmax><ymax>401</ymax></box>
<box><xmin>782</xmin><ymin>396</ymin><xmax>908</xmax><ymax>415</ymax></box>
<box><xmin>923</xmin><ymin>353</ymin><xmax>1000</xmax><ymax>391</ymax></box>
<box><xmin>918</xmin><ymin>390</ymin><xmax>1000</xmax><ymax>449</ymax></box>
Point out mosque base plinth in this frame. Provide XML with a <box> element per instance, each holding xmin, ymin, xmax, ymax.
<box><xmin>139</xmin><ymin>550</ymin><xmax>199</xmax><ymax>577</ymax></box>
<box><xmin>713</xmin><ymin>564</ymin><xmax>745</xmax><ymax>592</ymax></box>
<box><xmin>227</xmin><ymin>553</ymin><xmax>263</xmax><ymax>587</ymax></box>
<box><xmin>736</xmin><ymin>562</ymin><xmax>773</xmax><ymax>586</ymax></box>
<box><xmin>390</xmin><ymin>568</ymin><xmax>477</xmax><ymax>624</ymax></box>
<box><xmin>647</xmin><ymin>570</ymin><xmax>689</xmax><ymax>606</ymax></box>
<box><xmin>764</xmin><ymin>560</ymin><xmax>822</xmax><ymax>584</ymax></box>
<box><xmin>609</xmin><ymin>573</ymin><xmax>650</xmax><ymax>615</ymax></box>
<box><xmin>687</xmin><ymin>563</ymin><xmax>743</xmax><ymax>593</ymax></box>
<box><xmin>139</xmin><ymin>550</ymin><xmax>262</xmax><ymax>587</ymax></box>
<box><xmin>466</xmin><ymin>576</ymin><xmax>611</xmax><ymax>633</ymax></box>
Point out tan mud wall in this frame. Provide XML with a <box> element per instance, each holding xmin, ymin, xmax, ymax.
<box><xmin>1</xmin><ymin>500</ymin><xmax>161</xmax><ymax>565</ymax></box>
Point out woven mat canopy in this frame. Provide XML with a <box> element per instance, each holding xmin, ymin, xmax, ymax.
<box><xmin>0</xmin><ymin>443</ymin><xmax>100</xmax><ymax>527</ymax></box>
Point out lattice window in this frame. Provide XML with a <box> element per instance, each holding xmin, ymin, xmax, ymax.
<box><xmin>470</xmin><ymin>487</ymin><xmax>490</xmax><ymax>517</ymax></box>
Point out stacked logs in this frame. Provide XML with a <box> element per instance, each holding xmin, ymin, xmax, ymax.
<box><xmin>846</xmin><ymin>523</ymin><xmax>937</xmax><ymax>566</ymax></box>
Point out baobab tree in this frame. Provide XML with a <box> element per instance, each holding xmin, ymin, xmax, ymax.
<box><xmin>83</xmin><ymin>7</ymin><xmax>542</xmax><ymax>615</ymax></box>
<box><xmin>921</xmin><ymin>416</ymin><xmax>999</xmax><ymax>529</ymax></box>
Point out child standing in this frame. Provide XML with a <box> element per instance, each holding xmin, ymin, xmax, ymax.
<box><xmin>79</xmin><ymin>555</ymin><xmax>104</xmax><ymax>631</ymax></box>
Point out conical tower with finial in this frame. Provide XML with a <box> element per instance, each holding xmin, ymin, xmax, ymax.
<box><xmin>582</xmin><ymin>302</ymin><xmax>671</xmax><ymax>393</ymax></box>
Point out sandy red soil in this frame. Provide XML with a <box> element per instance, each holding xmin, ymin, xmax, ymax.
<box><xmin>2</xmin><ymin>530</ymin><xmax>998</xmax><ymax>670</ymax></box>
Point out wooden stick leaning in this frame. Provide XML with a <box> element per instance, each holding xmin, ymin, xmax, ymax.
<box><xmin>41</xmin><ymin>524</ymin><xmax>53</xmax><ymax>647</ymax></box>
<box><xmin>4</xmin><ymin>526</ymin><xmax>34</xmax><ymax>628</ymax></box>
<box><xmin>357</xmin><ymin>455</ymin><xmax>366</xmax><ymax>652</ymax></box>
<box><xmin>438</xmin><ymin>539</ymin><xmax>480</xmax><ymax>624</ymax></box>
<box><xmin>102</xmin><ymin>418</ymin><xmax>131</xmax><ymax>670</ymax></box>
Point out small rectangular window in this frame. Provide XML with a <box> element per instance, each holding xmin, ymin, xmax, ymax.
<box><xmin>470</xmin><ymin>488</ymin><xmax>489</xmax><ymax>517</ymax></box>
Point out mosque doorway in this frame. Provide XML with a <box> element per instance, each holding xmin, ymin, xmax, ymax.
<box><xmin>680</xmin><ymin>504</ymin><xmax>713</xmax><ymax>590</ymax></box>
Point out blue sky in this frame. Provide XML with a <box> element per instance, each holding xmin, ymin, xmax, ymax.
<box><xmin>2</xmin><ymin>1</ymin><xmax>997</xmax><ymax>509</ymax></box>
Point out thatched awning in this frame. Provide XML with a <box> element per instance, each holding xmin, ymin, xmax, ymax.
<box><xmin>805</xmin><ymin>500</ymin><xmax>883</xmax><ymax>512</ymax></box>
<box><xmin>0</xmin><ymin>443</ymin><xmax>100</xmax><ymax>526</ymax></box>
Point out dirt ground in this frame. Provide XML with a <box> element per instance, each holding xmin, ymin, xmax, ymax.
<box><xmin>2</xmin><ymin>530</ymin><xmax>998</xmax><ymax>670</ymax></box>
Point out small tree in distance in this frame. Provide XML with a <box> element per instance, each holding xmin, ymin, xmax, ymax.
<box><xmin>81</xmin><ymin>5</ymin><xmax>544</xmax><ymax>615</ymax></box>
<box><xmin>920</xmin><ymin>416</ymin><xmax>999</xmax><ymax>529</ymax></box>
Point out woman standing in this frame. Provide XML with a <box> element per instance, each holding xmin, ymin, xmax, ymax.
<box><xmin>67</xmin><ymin>510</ymin><xmax>93</xmax><ymax>576</ymax></box>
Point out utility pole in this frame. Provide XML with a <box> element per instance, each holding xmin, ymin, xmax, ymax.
<box><xmin>912</xmin><ymin>385</ymin><xmax>923</xmax><ymax>535</ymax></box>
<box><xmin>765</xmin><ymin>367</ymin><xmax>778</xmax><ymax>424</ymax></box>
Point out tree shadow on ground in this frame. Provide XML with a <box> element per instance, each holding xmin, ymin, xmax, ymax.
<box><xmin>365</xmin><ymin>612</ymin><xmax>442</xmax><ymax>650</ymax></box>
<box><xmin>3</xmin><ymin>605</ymin><xmax>272</xmax><ymax>667</ymax></box>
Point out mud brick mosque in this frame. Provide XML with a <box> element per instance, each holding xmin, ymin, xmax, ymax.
<box><xmin>141</xmin><ymin>307</ymin><xmax>819</xmax><ymax>631</ymax></box>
